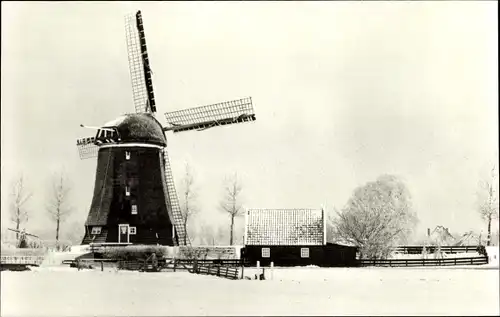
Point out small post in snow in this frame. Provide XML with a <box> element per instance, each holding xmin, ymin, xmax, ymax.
<box><xmin>270</xmin><ymin>261</ymin><xmax>274</xmax><ymax>280</ymax></box>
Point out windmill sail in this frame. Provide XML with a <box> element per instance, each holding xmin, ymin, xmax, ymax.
<box><xmin>8</xmin><ymin>228</ymin><xmax>40</xmax><ymax>239</ymax></box>
<box><xmin>164</xmin><ymin>97</ymin><xmax>256</xmax><ymax>133</ymax></box>
<box><xmin>160</xmin><ymin>148</ymin><xmax>189</xmax><ymax>246</ymax></box>
<box><xmin>125</xmin><ymin>10</ymin><xmax>156</xmax><ymax>114</ymax></box>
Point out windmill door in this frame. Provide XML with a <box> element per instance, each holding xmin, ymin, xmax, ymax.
<box><xmin>118</xmin><ymin>224</ymin><xmax>130</xmax><ymax>243</ymax></box>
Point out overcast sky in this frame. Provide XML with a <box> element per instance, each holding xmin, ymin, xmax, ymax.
<box><xmin>1</xmin><ymin>1</ymin><xmax>498</xmax><ymax>240</ymax></box>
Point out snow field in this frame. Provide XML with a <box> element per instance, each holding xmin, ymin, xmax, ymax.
<box><xmin>1</xmin><ymin>266</ymin><xmax>498</xmax><ymax>316</ymax></box>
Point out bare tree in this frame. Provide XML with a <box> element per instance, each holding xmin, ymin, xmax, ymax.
<box><xmin>179</xmin><ymin>163</ymin><xmax>198</xmax><ymax>234</ymax></box>
<box><xmin>9</xmin><ymin>174</ymin><xmax>33</xmax><ymax>239</ymax></box>
<box><xmin>332</xmin><ymin>174</ymin><xmax>418</xmax><ymax>259</ymax></box>
<box><xmin>46</xmin><ymin>171</ymin><xmax>74</xmax><ymax>247</ymax></box>
<box><xmin>198</xmin><ymin>223</ymin><xmax>217</xmax><ymax>246</ymax></box>
<box><xmin>219</xmin><ymin>172</ymin><xmax>244</xmax><ymax>245</ymax></box>
<box><xmin>477</xmin><ymin>165</ymin><xmax>499</xmax><ymax>246</ymax></box>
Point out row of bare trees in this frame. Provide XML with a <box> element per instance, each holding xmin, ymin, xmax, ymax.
<box><xmin>8</xmin><ymin>163</ymin><xmax>245</xmax><ymax>248</ymax></box>
<box><xmin>8</xmin><ymin>171</ymin><xmax>74</xmax><ymax>247</ymax></box>
<box><xmin>179</xmin><ymin>163</ymin><xmax>244</xmax><ymax>246</ymax></box>
<box><xmin>10</xmin><ymin>162</ymin><xmax>496</xmax><ymax>253</ymax></box>
<box><xmin>331</xmin><ymin>164</ymin><xmax>499</xmax><ymax>259</ymax></box>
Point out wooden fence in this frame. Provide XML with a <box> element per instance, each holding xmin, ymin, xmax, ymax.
<box><xmin>176</xmin><ymin>259</ymin><xmax>244</xmax><ymax>267</ymax></box>
<box><xmin>1</xmin><ymin>255</ymin><xmax>45</xmax><ymax>266</ymax></box>
<box><xmin>357</xmin><ymin>256</ymin><xmax>488</xmax><ymax>267</ymax></box>
<box><xmin>193</xmin><ymin>264</ymin><xmax>240</xmax><ymax>280</ymax></box>
<box><xmin>114</xmin><ymin>258</ymin><xmax>242</xmax><ymax>279</ymax></box>
<box><xmin>391</xmin><ymin>245</ymin><xmax>480</xmax><ymax>254</ymax></box>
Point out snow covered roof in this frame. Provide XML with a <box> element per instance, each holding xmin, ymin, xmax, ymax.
<box><xmin>245</xmin><ymin>209</ymin><xmax>325</xmax><ymax>246</ymax></box>
<box><xmin>329</xmin><ymin>239</ymin><xmax>358</xmax><ymax>248</ymax></box>
<box><xmin>102</xmin><ymin>113</ymin><xmax>166</xmax><ymax>146</ymax></box>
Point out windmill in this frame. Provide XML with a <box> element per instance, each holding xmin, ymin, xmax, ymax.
<box><xmin>7</xmin><ymin>228</ymin><xmax>40</xmax><ymax>248</ymax></box>
<box><xmin>76</xmin><ymin>10</ymin><xmax>256</xmax><ymax>247</ymax></box>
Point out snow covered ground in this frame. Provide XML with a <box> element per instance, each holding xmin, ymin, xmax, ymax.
<box><xmin>1</xmin><ymin>265</ymin><xmax>498</xmax><ymax>316</ymax></box>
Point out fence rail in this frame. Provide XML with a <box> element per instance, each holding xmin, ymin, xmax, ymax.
<box><xmin>194</xmin><ymin>264</ymin><xmax>240</xmax><ymax>280</ymax></box>
<box><xmin>357</xmin><ymin>256</ymin><xmax>488</xmax><ymax>267</ymax></box>
<box><xmin>1</xmin><ymin>255</ymin><xmax>45</xmax><ymax>266</ymax></box>
<box><xmin>391</xmin><ymin>245</ymin><xmax>480</xmax><ymax>254</ymax></box>
<box><xmin>176</xmin><ymin>259</ymin><xmax>244</xmax><ymax>267</ymax></box>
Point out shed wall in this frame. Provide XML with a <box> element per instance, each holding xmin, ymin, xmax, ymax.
<box><xmin>242</xmin><ymin>244</ymin><xmax>357</xmax><ymax>267</ymax></box>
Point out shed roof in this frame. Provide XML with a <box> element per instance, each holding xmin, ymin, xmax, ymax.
<box><xmin>245</xmin><ymin>208</ymin><xmax>325</xmax><ymax>246</ymax></box>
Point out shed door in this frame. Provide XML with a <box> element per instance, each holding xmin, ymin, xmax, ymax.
<box><xmin>118</xmin><ymin>224</ymin><xmax>129</xmax><ymax>243</ymax></box>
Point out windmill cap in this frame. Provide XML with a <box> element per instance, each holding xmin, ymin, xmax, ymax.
<box><xmin>103</xmin><ymin>113</ymin><xmax>166</xmax><ymax>146</ymax></box>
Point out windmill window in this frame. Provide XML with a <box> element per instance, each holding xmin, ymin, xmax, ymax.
<box><xmin>125</xmin><ymin>151</ymin><xmax>131</xmax><ymax>160</ymax></box>
<box><xmin>261</xmin><ymin>247</ymin><xmax>270</xmax><ymax>258</ymax></box>
<box><xmin>300</xmin><ymin>248</ymin><xmax>310</xmax><ymax>258</ymax></box>
<box><xmin>125</xmin><ymin>186</ymin><xmax>130</xmax><ymax>196</ymax></box>
<box><xmin>131</xmin><ymin>205</ymin><xmax>138</xmax><ymax>215</ymax></box>
<box><xmin>129</xmin><ymin>227</ymin><xmax>137</xmax><ymax>235</ymax></box>
<box><xmin>91</xmin><ymin>227</ymin><xmax>102</xmax><ymax>235</ymax></box>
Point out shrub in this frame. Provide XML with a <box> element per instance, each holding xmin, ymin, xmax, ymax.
<box><xmin>102</xmin><ymin>245</ymin><xmax>169</xmax><ymax>261</ymax></box>
<box><xmin>476</xmin><ymin>245</ymin><xmax>488</xmax><ymax>257</ymax></box>
<box><xmin>178</xmin><ymin>246</ymin><xmax>210</xmax><ymax>260</ymax></box>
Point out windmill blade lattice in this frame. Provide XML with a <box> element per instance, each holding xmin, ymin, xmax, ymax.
<box><xmin>125</xmin><ymin>11</ymin><xmax>156</xmax><ymax>114</ymax></box>
<box><xmin>160</xmin><ymin>148</ymin><xmax>189</xmax><ymax>246</ymax></box>
<box><xmin>164</xmin><ymin>97</ymin><xmax>256</xmax><ymax>133</ymax></box>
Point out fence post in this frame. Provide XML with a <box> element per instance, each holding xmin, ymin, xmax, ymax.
<box><xmin>454</xmin><ymin>258</ymin><xmax>457</xmax><ymax>266</ymax></box>
<box><xmin>471</xmin><ymin>257</ymin><xmax>473</xmax><ymax>265</ymax></box>
<box><xmin>240</xmin><ymin>259</ymin><xmax>245</xmax><ymax>279</ymax></box>
<box><xmin>101</xmin><ymin>261</ymin><xmax>104</xmax><ymax>272</ymax></box>
<box><xmin>270</xmin><ymin>262</ymin><xmax>274</xmax><ymax>280</ymax></box>
<box><xmin>173</xmin><ymin>259</ymin><xmax>177</xmax><ymax>272</ymax></box>
<box><xmin>257</xmin><ymin>260</ymin><xmax>260</xmax><ymax>269</ymax></box>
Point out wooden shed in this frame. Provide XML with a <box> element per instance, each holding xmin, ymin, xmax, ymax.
<box><xmin>241</xmin><ymin>208</ymin><xmax>358</xmax><ymax>267</ymax></box>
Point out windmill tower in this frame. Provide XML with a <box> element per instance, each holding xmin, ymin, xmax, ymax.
<box><xmin>77</xmin><ymin>11</ymin><xmax>256</xmax><ymax>247</ymax></box>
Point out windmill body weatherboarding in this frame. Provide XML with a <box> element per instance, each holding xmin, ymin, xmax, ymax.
<box><xmin>77</xmin><ymin>11</ymin><xmax>256</xmax><ymax>246</ymax></box>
